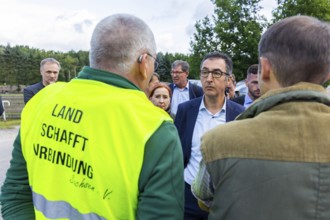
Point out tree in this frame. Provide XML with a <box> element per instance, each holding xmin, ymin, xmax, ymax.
<box><xmin>190</xmin><ymin>0</ymin><xmax>267</xmax><ymax>81</ymax></box>
<box><xmin>272</xmin><ymin>0</ymin><xmax>330</xmax><ymax>23</ymax></box>
<box><xmin>1</xmin><ymin>44</ymin><xmax>16</xmax><ymax>86</ymax></box>
<box><xmin>0</xmin><ymin>44</ymin><xmax>92</xmax><ymax>89</ymax></box>
<box><xmin>156</xmin><ymin>52</ymin><xmax>191</xmax><ymax>82</ymax></box>
<box><xmin>189</xmin><ymin>16</ymin><xmax>218</xmax><ymax>78</ymax></box>
<box><xmin>156</xmin><ymin>52</ymin><xmax>172</xmax><ymax>82</ymax></box>
<box><xmin>271</xmin><ymin>0</ymin><xmax>330</xmax><ymax>88</ymax></box>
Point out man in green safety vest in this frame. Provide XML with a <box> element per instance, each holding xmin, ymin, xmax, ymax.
<box><xmin>0</xmin><ymin>14</ymin><xmax>184</xmax><ymax>220</ymax></box>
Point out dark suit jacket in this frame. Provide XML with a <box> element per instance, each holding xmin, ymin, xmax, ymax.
<box><xmin>23</xmin><ymin>82</ymin><xmax>44</xmax><ymax>104</ymax></box>
<box><xmin>169</xmin><ymin>82</ymin><xmax>203</xmax><ymax>100</ymax></box>
<box><xmin>174</xmin><ymin>97</ymin><xmax>245</xmax><ymax>167</ymax></box>
<box><xmin>231</xmin><ymin>94</ymin><xmax>245</xmax><ymax>106</ymax></box>
<box><xmin>0</xmin><ymin>95</ymin><xmax>4</xmax><ymax>116</ymax></box>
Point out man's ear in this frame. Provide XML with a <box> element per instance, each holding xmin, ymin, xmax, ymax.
<box><xmin>138</xmin><ymin>54</ymin><xmax>149</xmax><ymax>81</ymax></box>
<box><xmin>259</xmin><ymin>57</ymin><xmax>271</xmax><ymax>82</ymax></box>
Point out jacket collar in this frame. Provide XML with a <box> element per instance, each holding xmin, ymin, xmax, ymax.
<box><xmin>237</xmin><ymin>82</ymin><xmax>330</xmax><ymax>120</ymax></box>
<box><xmin>77</xmin><ymin>66</ymin><xmax>141</xmax><ymax>91</ymax></box>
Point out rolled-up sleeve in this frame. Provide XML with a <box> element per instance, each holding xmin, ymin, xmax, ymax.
<box><xmin>191</xmin><ymin>159</ymin><xmax>214</xmax><ymax>208</ymax></box>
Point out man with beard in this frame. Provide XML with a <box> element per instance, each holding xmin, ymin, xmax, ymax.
<box><xmin>192</xmin><ymin>15</ymin><xmax>330</xmax><ymax>220</ymax></box>
<box><xmin>232</xmin><ymin>64</ymin><xmax>260</xmax><ymax>108</ymax></box>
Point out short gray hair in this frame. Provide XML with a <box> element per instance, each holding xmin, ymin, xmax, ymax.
<box><xmin>89</xmin><ymin>14</ymin><xmax>156</xmax><ymax>73</ymax></box>
<box><xmin>171</xmin><ymin>60</ymin><xmax>190</xmax><ymax>72</ymax></box>
<box><xmin>40</xmin><ymin>58</ymin><xmax>61</xmax><ymax>70</ymax></box>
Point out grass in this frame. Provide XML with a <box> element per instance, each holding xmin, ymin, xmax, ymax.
<box><xmin>0</xmin><ymin>119</ymin><xmax>21</xmax><ymax>129</ymax></box>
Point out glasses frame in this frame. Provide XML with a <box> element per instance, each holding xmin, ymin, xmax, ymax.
<box><xmin>200</xmin><ymin>69</ymin><xmax>230</xmax><ymax>78</ymax></box>
<box><xmin>146</xmin><ymin>53</ymin><xmax>159</xmax><ymax>71</ymax></box>
<box><xmin>170</xmin><ymin>71</ymin><xmax>185</xmax><ymax>75</ymax></box>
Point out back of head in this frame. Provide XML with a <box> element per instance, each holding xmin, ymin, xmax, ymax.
<box><xmin>151</xmin><ymin>72</ymin><xmax>160</xmax><ymax>81</ymax></box>
<box><xmin>89</xmin><ymin>14</ymin><xmax>156</xmax><ymax>74</ymax></box>
<box><xmin>229</xmin><ymin>74</ymin><xmax>236</xmax><ymax>85</ymax></box>
<box><xmin>201</xmin><ymin>51</ymin><xmax>233</xmax><ymax>74</ymax></box>
<box><xmin>259</xmin><ymin>15</ymin><xmax>330</xmax><ymax>87</ymax></box>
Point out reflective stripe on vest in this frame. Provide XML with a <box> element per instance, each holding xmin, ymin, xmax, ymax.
<box><xmin>33</xmin><ymin>189</ymin><xmax>106</xmax><ymax>220</ymax></box>
<box><xmin>21</xmin><ymin>79</ymin><xmax>172</xmax><ymax>219</ymax></box>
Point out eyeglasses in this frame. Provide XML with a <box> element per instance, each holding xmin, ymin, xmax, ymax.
<box><xmin>146</xmin><ymin>53</ymin><xmax>159</xmax><ymax>71</ymax></box>
<box><xmin>200</xmin><ymin>69</ymin><xmax>229</xmax><ymax>78</ymax></box>
<box><xmin>171</xmin><ymin>71</ymin><xmax>185</xmax><ymax>75</ymax></box>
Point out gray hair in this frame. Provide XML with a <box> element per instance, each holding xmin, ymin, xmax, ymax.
<box><xmin>149</xmin><ymin>72</ymin><xmax>160</xmax><ymax>83</ymax></box>
<box><xmin>40</xmin><ymin>58</ymin><xmax>61</xmax><ymax>70</ymax></box>
<box><xmin>259</xmin><ymin>15</ymin><xmax>330</xmax><ymax>86</ymax></box>
<box><xmin>89</xmin><ymin>14</ymin><xmax>156</xmax><ymax>73</ymax></box>
<box><xmin>171</xmin><ymin>60</ymin><xmax>190</xmax><ymax>72</ymax></box>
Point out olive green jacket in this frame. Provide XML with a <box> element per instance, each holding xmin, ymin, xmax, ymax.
<box><xmin>202</xmin><ymin>82</ymin><xmax>330</xmax><ymax>220</ymax></box>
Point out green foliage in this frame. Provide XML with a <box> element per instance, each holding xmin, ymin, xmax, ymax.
<box><xmin>156</xmin><ymin>52</ymin><xmax>191</xmax><ymax>82</ymax></box>
<box><xmin>190</xmin><ymin>0</ymin><xmax>267</xmax><ymax>81</ymax></box>
<box><xmin>189</xmin><ymin>16</ymin><xmax>218</xmax><ymax>79</ymax></box>
<box><xmin>3</xmin><ymin>0</ymin><xmax>330</xmax><ymax>88</ymax></box>
<box><xmin>272</xmin><ymin>0</ymin><xmax>330</xmax><ymax>23</ymax></box>
<box><xmin>0</xmin><ymin>44</ymin><xmax>89</xmax><ymax>88</ymax></box>
<box><xmin>324</xmin><ymin>80</ymin><xmax>330</xmax><ymax>88</ymax></box>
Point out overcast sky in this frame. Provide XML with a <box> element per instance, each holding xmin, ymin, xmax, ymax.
<box><xmin>0</xmin><ymin>0</ymin><xmax>277</xmax><ymax>54</ymax></box>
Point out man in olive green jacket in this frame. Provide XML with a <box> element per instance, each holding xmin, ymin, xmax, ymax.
<box><xmin>193</xmin><ymin>15</ymin><xmax>330</xmax><ymax>220</ymax></box>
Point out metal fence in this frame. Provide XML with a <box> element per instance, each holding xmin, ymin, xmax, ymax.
<box><xmin>1</xmin><ymin>94</ymin><xmax>24</xmax><ymax>120</ymax></box>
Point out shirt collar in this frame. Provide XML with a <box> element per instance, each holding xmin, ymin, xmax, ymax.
<box><xmin>244</xmin><ymin>94</ymin><xmax>254</xmax><ymax>105</ymax></box>
<box><xmin>199</xmin><ymin>95</ymin><xmax>226</xmax><ymax>117</ymax></box>
<box><xmin>173</xmin><ymin>81</ymin><xmax>189</xmax><ymax>90</ymax></box>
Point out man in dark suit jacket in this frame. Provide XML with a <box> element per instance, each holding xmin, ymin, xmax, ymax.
<box><xmin>23</xmin><ymin>58</ymin><xmax>61</xmax><ymax>104</ymax></box>
<box><xmin>231</xmin><ymin>92</ymin><xmax>244</xmax><ymax>105</ymax></box>
<box><xmin>175</xmin><ymin>96</ymin><xmax>244</xmax><ymax>167</ymax></box>
<box><xmin>169</xmin><ymin>81</ymin><xmax>203</xmax><ymax>111</ymax></box>
<box><xmin>169</xmin><ymin>60</ymin><xmax>203</xmax><ymax>116</ymax></box>
<box><xmin>231</xmin><ymin>64</ymin><xmax>260</xmax><ymax>108</ymax></box>
<box><xmin>0</xmin><ymin>95</ymin><xmax>4</xmax><ymax>116</ymax></box>
<box><xmin>174</xmin><ymin>52</ymin><xmax>245</xmax><ymax>220</ymax></box>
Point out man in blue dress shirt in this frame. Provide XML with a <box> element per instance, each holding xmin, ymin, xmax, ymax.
<box><xmin>174</xmin><ymin>51</ymin><xmax>245</xmax><ymax>220</ymax></box>
<box><xmin>169</xmin><ymin>60</ymin><xmax>203</xmax><ymax>116</ymax></box>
